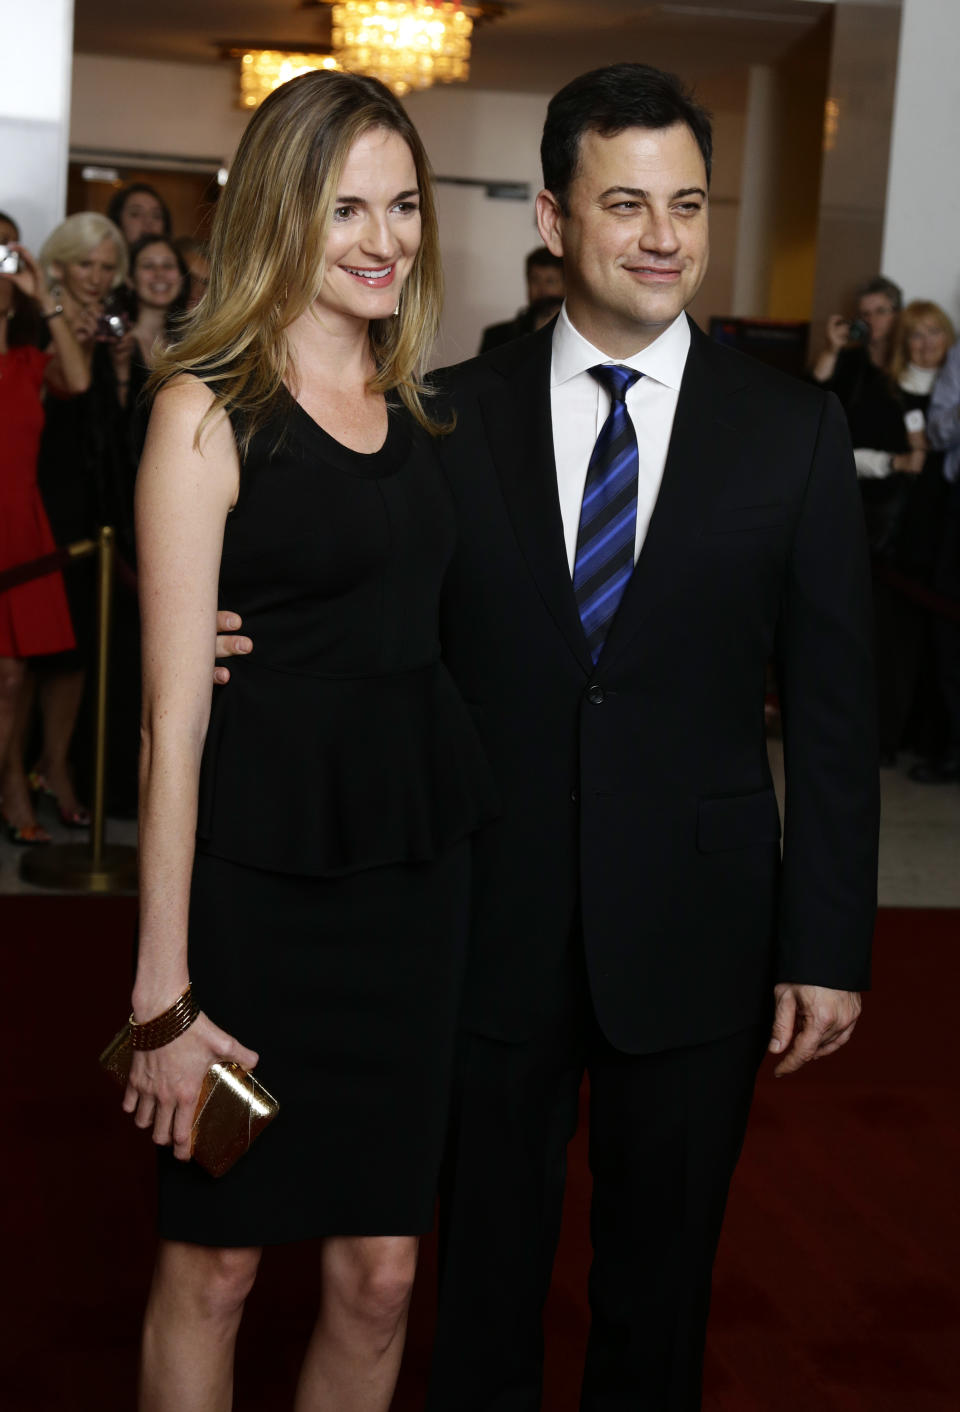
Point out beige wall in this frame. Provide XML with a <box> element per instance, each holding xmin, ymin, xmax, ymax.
<box><xmin>766</xmin><ymin>15</ymin><xmax>833</xmax><ymax>321</ymax></box>
<box><xmin>809</xmin><ymin>1</ymin><xmax>902</xmax><ymax>348</ymax></box>
<box><xmin>882</xmin><ymin>0</ymin><xmax>960</xmax><ymax>322</ymax></box>
<box><xmin>689</xmin><ymin>79</ymin><xmax>749</xmax><ymax>334</ymax></box>
<box><xmin>70</xmin><ymin>54</ymin><xmax>248</xmax><ymax>162</ymax></box>
<box><xmin>1</xmin><ymin>0</ymin><xmax>75</xmax><ymax>249</ymax></box>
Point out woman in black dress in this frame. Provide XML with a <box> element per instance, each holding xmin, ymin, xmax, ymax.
<box><xmin>124</xmin><ymin>71</ymin><xmax>494</xmax><ymax>1410</ymax></box>
<box><xmin>845</xmin><ymin>300</ymin><xmax>955</xmax><ymax>763</ymax></box>
<box><xmin>4</xmin><ymin>213</ymin><xmax>126</xmax><ymax>836</ymax></box>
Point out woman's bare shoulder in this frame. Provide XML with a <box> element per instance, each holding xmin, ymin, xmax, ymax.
<box><xmin>149</xmin><ymin>374</ymin><xmax>235</xmax><ymax>458</ymax></box>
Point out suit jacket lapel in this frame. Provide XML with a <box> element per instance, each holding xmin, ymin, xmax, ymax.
<box><xmin>479</xmin><ymin>325</ymin><xmax>594</xmax><ymax>674</ymax></box>
<box><xmin>599</xmin><ymin>319</ymin><xmax>748</xmax><ymax>670</ymax></box>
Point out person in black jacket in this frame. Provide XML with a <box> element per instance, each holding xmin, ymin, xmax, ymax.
<box><xmin>478</xmin><ymin>245</ymin><xmax>564</xmax><ymax>352</ymax></box>
<box><xmin>216</xmin><ymin>63</ymin><xmax>879</xmax><ymax>1412</ymax></box>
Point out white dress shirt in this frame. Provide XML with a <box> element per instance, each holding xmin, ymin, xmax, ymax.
<box><xmin>550</xmin><ymin>305</ymin><xmax>691</xmax><ymax>576</ymax></box>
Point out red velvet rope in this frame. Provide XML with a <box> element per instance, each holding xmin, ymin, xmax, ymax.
<box><xmin>0</xmin><ymin>545</ymin><xmax>80</xmax><ymax>594</ymax></box>
<box><xmin>0</xmin><ymin>539</ymin><xmax>140</xmax><ymax>595</ymax></box>
<box><xmin>871</xmin><ymin>558</ymin><xmax>960</xmax><ymax>625</ymax></box>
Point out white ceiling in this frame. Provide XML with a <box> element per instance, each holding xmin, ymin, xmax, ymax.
<box><xmin>73</xmin><ymin>0</ymin><xmax>835</xmax><ymax>91</ymax></box>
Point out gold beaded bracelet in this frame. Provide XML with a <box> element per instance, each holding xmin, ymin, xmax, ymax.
<box><xmin>129</xmin><ymin>983</ymin><xmax>199</xmax><ymax>1050</ymax></box>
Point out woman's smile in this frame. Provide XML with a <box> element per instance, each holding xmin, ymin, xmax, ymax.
<box><xmin>339</xmin><ymin>261</ymin><xmax>397</xmax><ymax>287</ymax></box>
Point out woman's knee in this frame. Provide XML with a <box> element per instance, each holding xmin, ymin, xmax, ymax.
<box><xmin>327</xmin><ymin>1236</ymin><xmax>418</xmax><ymax>1331</ymax></box>
<box><xmin>0</xmin><ymin>659</ymin><xmax>25</xmax><ymax>705</ymax></box>
<box><xmin>157</xmin><ymin>1241</ymin><xmax>262</xmax><ymax>1321</ymax></box>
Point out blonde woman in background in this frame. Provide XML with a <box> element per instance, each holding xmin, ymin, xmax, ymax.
<box><xmin>0</xmin><ymin>232</ymin><xmax>89</xmax><ymax>840</ymax></box>
<box><xmin>1</xmin><ymin>214</ymin><xmax>127</xmax><ymax>840</ymax></box>
<box><xmin>122</xmin><ymin>70</ymin><xmax>494</xmax><ymax>1411</ymax></box>
<box><xmin>853</xmin><ymin>299</ymin><xmax>956</xmax><ymax>765</ymax></box>
<box><xmin>853</xmin><ymin>300</ymin><xmax>955</xmax><ymax>480</ymax></box>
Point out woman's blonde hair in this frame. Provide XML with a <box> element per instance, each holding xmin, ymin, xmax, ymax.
<box><xmin>889</xmin><ymin>299</ymin><xmax>955</xmax><ymax>383</ymax></box>
<box><xmin>40</xmin><ymin>212</ymin><xmax>128</xmax><ymax>287</ymax></box>
<box><xmin>150</xmin><ymin>69</ymin><xmax>447</xmax><ymax>452</ymax></box>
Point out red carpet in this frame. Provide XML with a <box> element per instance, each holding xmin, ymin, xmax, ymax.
<box><xmin>2</xmin><ymin>900</ymin><xmax>957</xmax><ymax>1410</ymax></box>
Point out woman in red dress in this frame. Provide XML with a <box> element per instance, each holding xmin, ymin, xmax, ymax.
<box><xmin>0</xmin><ymin>237</ymin><xmax>90</xmax><ymax>841</ymax></box>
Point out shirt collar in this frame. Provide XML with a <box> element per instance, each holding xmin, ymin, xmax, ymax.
<box><xmin>551</xmin><ymin>303</ymin><xmax>690</xmax><ymax>391</ymax></box>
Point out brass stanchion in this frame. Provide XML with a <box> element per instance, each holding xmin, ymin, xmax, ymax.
<box><xmin>21</xmin><ymin>526</ymin><xmax>138</xmax><ymax>892</ymax></box>
<box><xmin>68</xmin><ymin>538</ymin><xmax>98</xmax><ymax>561</ymax></box>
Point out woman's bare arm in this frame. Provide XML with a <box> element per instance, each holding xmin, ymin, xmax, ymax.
<box><xmin>129</xmin><ymin>377</ymin><xmax>257</xmax><ymax>1158</ymax></box>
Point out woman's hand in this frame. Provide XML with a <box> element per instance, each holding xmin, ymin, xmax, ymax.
<box><xmin>0</xmin><ymin>243</ymin><xmax>53</xmax><ymax>308</ymax></box>
<box><xmin>824</xmin><ymin>313</ymin><xmax>850</xmax><ymax>353</ymax></box>
<box><xmin>109</xmin><ymin>327</ymin><xmax>136</xmax><ymax>362</ymax></box>
<box><xmin>70</xmin><ymin>302</ymin><xmax>101</xmax><ymax>347</ymax></box>
<box><xmin>122</xmin><ymin>1013</ymin><xmax>260</xmax><ymax>1162</ymax></box>
<box><xmin>213</xmin><ymin>610</ymin><xmax>253</xmax><ymax>684</ymax></box>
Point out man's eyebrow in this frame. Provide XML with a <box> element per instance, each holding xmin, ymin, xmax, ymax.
<box><xmin>333</xmin><ymin>188</ymin><xmax>421</xmax><ymax>204</ymax></box>
<box><xmin>596</xmin><ymin>185</ymin><xmax>707</xmax><ymax>201</ymax></box>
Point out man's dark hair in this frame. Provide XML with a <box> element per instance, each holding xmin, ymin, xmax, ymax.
<box><xmin>525</xmin><ymin>245</ymin><xmax>563</xmax><ymax>277</ymax></box>
<box><xmin>106</xmin><ymin>182</ymin><xmax>172</xmax><ymax>240</ymax></box>
<box><xmin>0</xmin><ymin>209</ymin><xmax>19</xmax><ymax>238</ymax></box>
<box><xmin>856</xmin><ymin>275</ymin><xmax>902</xmax><ymax>312</ymax></box>
<box><xmin>541</xmin><ymin>63</ymin><xmax>713</xmax><ymax>213</ymax></box>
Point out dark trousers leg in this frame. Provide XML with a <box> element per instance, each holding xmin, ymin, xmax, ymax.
<box><xmin>580</xmin><ymin>1025</ymin><xmax>769</xmax><ymax>1412</ymax></box>
<box><xmin>428</xmin><ymin>1002</ymin><xmax>586</xmax><ymax>1411</ymax></box>
<box><xmin>872</xmin><ymin>578</ymin><xmax>922</xmax><ymax>753</ymax></box>
<box><xmin>934</xmin><ymin>512</ymin><xmax>960</xmax><ymax>748</ymax></box>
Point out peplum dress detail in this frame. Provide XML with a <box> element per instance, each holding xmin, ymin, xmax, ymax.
<box><xmin>157</xmin><ymin>397</ymin><xmax>497</xmax><ymax>1246</ymax></box>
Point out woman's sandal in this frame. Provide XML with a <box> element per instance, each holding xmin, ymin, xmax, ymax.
<box><xmin>27</xmin><ymin>769</ymin><xmax>91</xmax><ymax>829</ymax></box>
<box><xmin>2</xmin><ymin>815</ymin><xmax>53</xmax><ymax>846</ymax></box>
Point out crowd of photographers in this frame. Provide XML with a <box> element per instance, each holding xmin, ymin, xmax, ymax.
<box><xmin>0</xmin><ymin>186</ymin><xmax>209</xmax><ymax>844</ymax></box>
<box><xmin>811</xmin><ymin>276</ymin><xmax>960</xmax><ymax>786</ymax></box>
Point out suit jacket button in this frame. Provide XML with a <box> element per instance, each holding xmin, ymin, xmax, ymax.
<box><xmin>570</xmin><ymin>788</ymin><xmax>578</xmax><ymax>803</ymax></box>
<box><xmin>587</xmin><ymin>683</ymin><xmax>604</xmax><ymax>704</ymax></box>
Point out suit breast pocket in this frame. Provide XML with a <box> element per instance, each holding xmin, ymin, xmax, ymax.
<box><xmin>705</xmin><ymin>503</ymin><xmax>788</xmax><ymax>535</ymax></box>
<box><xmin>697</xmin><ymin>788</ymin><xmax>781</xmax><ymax>853</ymax></box>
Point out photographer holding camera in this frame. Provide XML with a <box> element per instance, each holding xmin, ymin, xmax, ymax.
<box><xmin>3</xmin><ymin>213</ymin><xmax>133</xmax><ymax>839</ymax></box>
<box><xmin>812</xmin><ymin>275</ymin><xmax>902</xmax><ymax>391</ymax></box>
<box><xmin>0</xmin><ymin>227</ymin><xmax>90</xmax><ymax>843</ymax></box>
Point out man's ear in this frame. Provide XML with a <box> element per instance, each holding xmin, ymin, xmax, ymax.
<box><xmin>535</xmin><ymin>189</ymin><xmax>564</xmax><ymax>258</ymax></box>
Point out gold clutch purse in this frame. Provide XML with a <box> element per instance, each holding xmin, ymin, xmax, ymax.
<box><xmin>99</xmin><ymin>1025</ymin><xmax>279</xmax><ymax>1178</ymax></box>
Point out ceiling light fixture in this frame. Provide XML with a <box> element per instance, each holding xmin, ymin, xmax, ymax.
<box><xmin>325</xmin><ymin>1</ymin><xmax>505</xmax><ymax>98</ymax></box>
<box><xmin>222</xmin><ymin>47</ymin><xmax>341</xmax><ymax>109</ymax></box>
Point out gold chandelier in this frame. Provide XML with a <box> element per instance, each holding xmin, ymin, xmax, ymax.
<box><xmin>222</xmin><ymin>2</ymin><xmax>504</xmax><ymax>107</ymax></box>
<box><xmin>231</xmin><ymin>49</ymin><xmax>341</xmax><ymax>109</ymax></box>
<box><xmin>329</xmin><ymin>1</ymin><xmax>500</xmax><ymax>98</ymax></box>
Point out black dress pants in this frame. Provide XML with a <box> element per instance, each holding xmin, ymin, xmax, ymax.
<box><xmin>427</xmin><ymin>931</ymin><xmax>769</xmax><ymax>1412</ymax></box>
<box><xmin>871</xmin><ymin>575</ymin><xmax>923</xmax><ymax>753</ymax></box>
<box><xmin>934</xmin><ymin>508</ymin><xmax>960</xmax><ymax>749</ymax></box>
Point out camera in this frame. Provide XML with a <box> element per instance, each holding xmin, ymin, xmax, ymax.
<box><xmin>96</xmin><ymin>311</ymin><xmax>128</xmax><ymax>341</ymax></box>
<box><xmin>847</xmin><ymin>318</ymin><xmax>869</xmax><ymax>344</ymax></box>
<box><xmin>96</xmin><ymin>291</ymin><xmax>130</xmax><ymax>341</ymax></box>
<box><xmin>0</xmin><ymin>244</ymin><xmax>22</xmax><ymax>275</ymax></box>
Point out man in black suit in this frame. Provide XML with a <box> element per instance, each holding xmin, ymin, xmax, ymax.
<box><xmin>215</xmin><ymin>63</ymin><xmax>878</xmax><ymax>1411</ymax></box>
<box><xmin>425</xmin><ymin>64</ymin><xmax>878</xmax><ymax>1410</ymax></box>
<box><xmin>478</xmin><ymin>245</ymin><xmax>565</xmax><ymax>352</ymax></box>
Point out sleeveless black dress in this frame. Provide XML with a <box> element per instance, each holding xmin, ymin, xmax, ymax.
<box><xmin>156</xmin><ymin>397</ymin><xmax>496</xmax><ymax>1246</ymax></box>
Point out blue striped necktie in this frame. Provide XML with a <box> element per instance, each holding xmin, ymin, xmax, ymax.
<box><xmin>573</xmin><ymin>363</ymin><xmax>642</xmax><ymax>663</ymax></box>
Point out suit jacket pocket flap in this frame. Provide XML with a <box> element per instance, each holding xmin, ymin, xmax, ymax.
<box><xmin>697</xmin><ymin>788</ymin><xmax>781</xmax><ymax>852</ymax></box>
